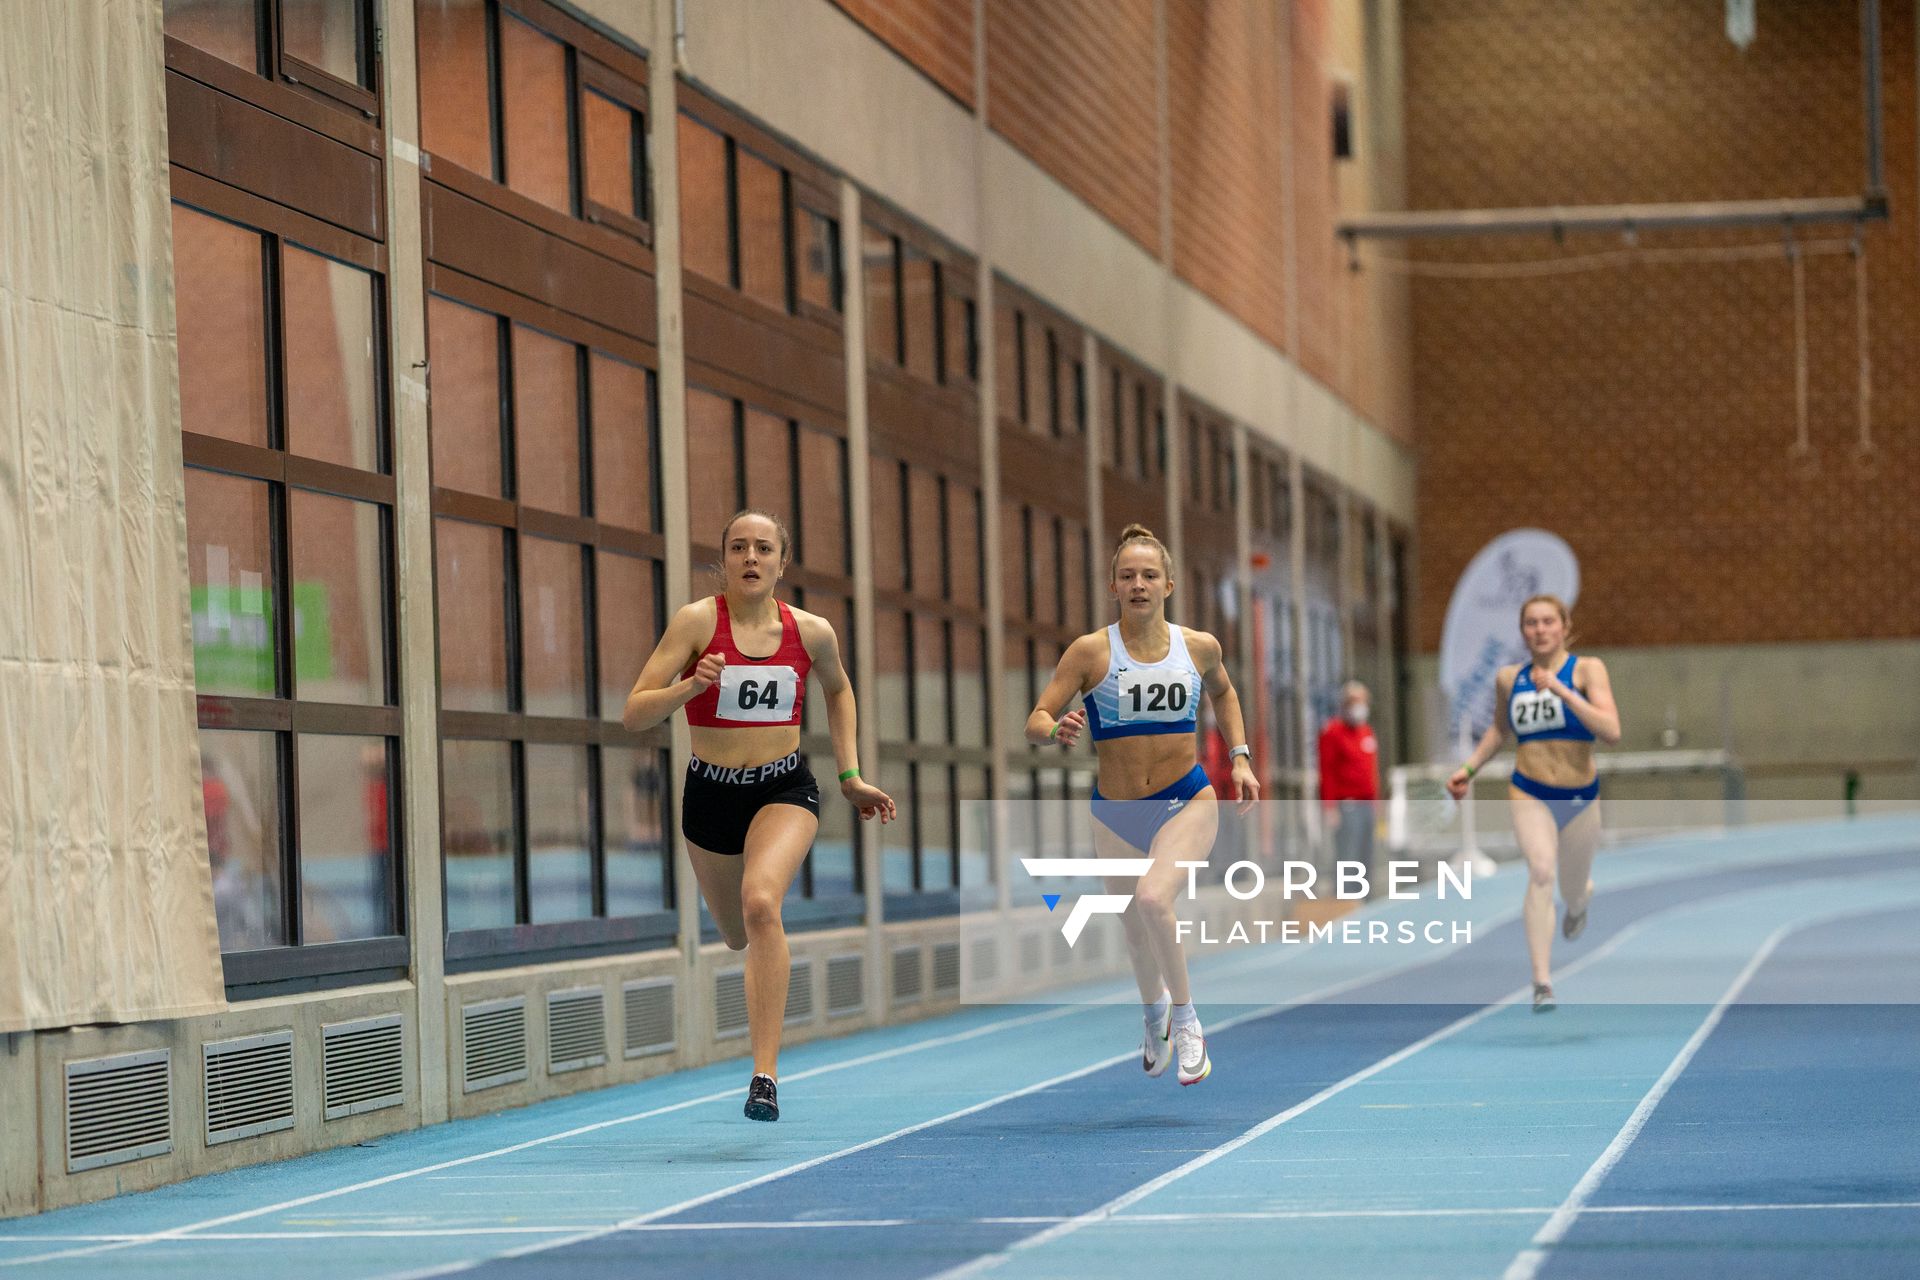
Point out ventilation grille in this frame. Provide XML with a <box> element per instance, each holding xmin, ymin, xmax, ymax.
<box><xmin>826</xmin><ymin>953</ymin><xmax>864</xmax><ymax>1017</ymax></box>
<box><xmin>969</xmin><ymin>937</ymin><xmax>999</xmax><ymax>987</ymax></box>
<box><xmin>547</xmin><ymin>988</ymin><xmax>607</xmax><ymax>1074</ymax></box>
<box><xmin>623</xmin><ymin>978</ymin><xmax>676</xmax><ymax>1058</ymax></box>
<box><xmin>714</xmin><ymin>968</ymin><xmax>749</xmax><ymax>1039</ymax></box>
<box><xmin>323</xmin><ymin>1015</ymin><xmax>405</xmax><ymax>1120</ymax></box>
<box><xmin>1019</xmin><ymin>931</ymin><xmax>1043</xmax><ymax>976</ymax></box>
<box><xmin>785</xmin><ymin>958</ymin><xmax>815</xmax><ymax>1025</ymax></box>
<box><xmin>204</xmin><ymin>1031</ymin><xmax>295</xmax><ymax>1147</ymax></box>
<box><xmin>932</xmin><ymin>942</ymin><xmax>961</xmax><ymax>996</ymax></box>
<box><xmin>462</xmin><ymin>997</ymin><xmax>529</xmax><ymax>1093</ymax></box>
<box><xmin>891</xmin><ymin>945</ymin><xmax>925</xmax><ymax>1005</ymax></box>
<box><xmin>66</xmin><ymin>1050</ymin><xmax>171</xmax><ymax>1173</ymax></box>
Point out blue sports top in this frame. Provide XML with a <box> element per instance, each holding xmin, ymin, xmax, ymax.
<box><xmin>1508</xmin><ymin>654</ymin><xmax>1595</xmax><ymax>743</ymax></box>
<box><xmin>1084</xmin><ymin>623</ymin><xmax>1202</xmax><ymax>741</ymax></box>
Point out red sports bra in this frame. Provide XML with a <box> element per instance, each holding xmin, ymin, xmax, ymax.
<box><xmin>682</xmin><ymin>596</ymin><xmax>812</xmax><ymax>728</ymax></box>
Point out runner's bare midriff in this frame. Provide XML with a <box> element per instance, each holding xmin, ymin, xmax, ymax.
<box><xmin>1094</xmin><ymin>733</ymin><xmax>1201</xmax><ymax>801</ymax></box>
<box><xmin>690</xmin><ymin>724</ymin><xmax>803</xmax><ymax>770</ymax></box>
<box><xmin>1515</xmin><ymin>737</ymin><xmax>1596</xmax><ymax>789</ymax></box>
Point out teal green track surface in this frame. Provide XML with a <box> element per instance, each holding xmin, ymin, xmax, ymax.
<box><xmin>3</xmin><ymin>817</ymin><xmax>1915</xmax><ymax>1279</ymax></box>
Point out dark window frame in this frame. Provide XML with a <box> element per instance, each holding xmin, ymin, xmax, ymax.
<box><xmin>416</xmin><ymin>0</ymin><xmax>656</xmax><ymax>249</ymax></box>
<box><xmin>678</xmin><ymin>87</ymin><xmax>844</xmax><ymax>340</ymax></box>
<box><xmin>872</xmin><ymin>445</ymin><xmax>993</xmax><ymax>909</ymax></box>
<box><xmin>164</xmin><ymin>0</ymin><xmax>380</xmax><ymax>122</ymax></box>
<box><xmin>425</xmin><ymin>271</ymin><xmax>674</xmax><ymax>965</ymax></box>
<box><xmin>169</xmin><ymin>172</ymin><xmax>408</xmax><ymax>996</ymax></box>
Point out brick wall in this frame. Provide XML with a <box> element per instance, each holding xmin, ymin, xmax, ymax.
<box><xmin>1168</xmin><ymin>0</ymin><xmax>1290</xmax><ymax>351</ymax></box>
<box><xmin>827</xmin><ymin>0</ymin><xmax>1409</xmax><ymax>435</ymax></box>
<box><xmin>1405</xmin><ymin>0</ymin><xmax>1918</xmax><ymax>650</ymax></box>
<box><xmin>985</xmin><ymin>0</ymin><xmax>1161</xmax><ymax>253</ymax></box>
<box><xmin>1290</xmin><ymin>0</ymin><xmax>1344</xmax><ymax>391</ymax></box>
<box><xmin>831</xmin><ymin>0</ymin><xmax>976</xmax><ymax>106</ymax></box>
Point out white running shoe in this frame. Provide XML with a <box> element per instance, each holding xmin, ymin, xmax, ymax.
<box><xmin>1143</xmin><ymin>1007</ymin><xmax>1173</xmax><ymax>1077</ymax></box>
<box><xmin>1173</xmin><ymin>1021</ymin><xmax>1211</xmax><ymax>1086</ymax></box>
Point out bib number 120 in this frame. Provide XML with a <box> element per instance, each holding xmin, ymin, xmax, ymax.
<box><xmin>1126</xmin><ymin>682</ymin><xmax>1188</xmax><ymax>714</ymax></box>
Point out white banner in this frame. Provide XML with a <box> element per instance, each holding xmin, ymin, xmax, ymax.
<box><xmin>1437</xmin><ymin>529</ymin><xmax>1581</xmax><ymax>745</ymax></box>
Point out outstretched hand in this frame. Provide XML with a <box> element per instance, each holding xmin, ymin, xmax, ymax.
<box><xmin>843</xmin><ymin>778</ymin><xmax>897</xmax><ymax>824</ymax></box>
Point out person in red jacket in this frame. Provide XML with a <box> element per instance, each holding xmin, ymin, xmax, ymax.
<box><xmin>1318</xmin><ymin>681</ymin><xmax>1380</xmax><ymax>883</ymax></box>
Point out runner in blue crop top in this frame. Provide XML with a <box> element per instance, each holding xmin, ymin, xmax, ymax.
<box><xmin>1448</xmin><ymin>595</ymin><xmax>1621</xmax><ymax>1012</ymax></box>
<box><xmin>1028</xmin><ymin>524</ymin><xmax>1259</xmax><ymax>1089</ymax></box>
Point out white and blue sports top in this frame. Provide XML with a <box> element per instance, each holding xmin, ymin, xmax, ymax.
<box><xmin>1084</xmin><ymin>623</ymin><xmax>1202</xmax><ymax>741</ymax></box>
<box><xmin>1508</xmin><ymin>654</ymin><xmax>1596</xmax><ymax>743</ymax></box>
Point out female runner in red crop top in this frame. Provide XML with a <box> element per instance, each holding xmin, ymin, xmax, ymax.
<box><xmin>623</xmin><ymin>510</ymin><xmax>895</xmax><ymax>1121</ymax></box>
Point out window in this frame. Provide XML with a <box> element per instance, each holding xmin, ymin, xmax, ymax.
<box><xmin>416</xmin><ymin>0</ymin><xmax>652</xmax><ymax>244</ymax></box>
<box><xmin>1303</xmin><ymin>472</ymin><xmax>1345</xmax><ymax>727</ymax></box>
<box><xmin>1000</xmin><ymin>497</ymin><xmax>1095</xmax><ymax>900</ymax></box>
<box><xmin>737</xmin><ymin>148</ymin><xmax>789</xmax><ymax>310</ymax></box>
<box><xmin>675</xmin><ymin>99</ymin><xmax>834</xmax><ymax>323</ymax></box>
<box><xmin>427</xmin><ymin>289</ymin><xmax>670</xmax><ymax>962</ymax></box>
<box><xmin>901</xmin><ymin>245</ymin><xmax>939</xmax><ymax>383</ymax></box>
<box><xmin>797</xmin><ymin>204</ymin><xmax>843</xmax><ymax>315</ymax></box>
<box><xmin>172</xmin><ymin>197</ymin><xmax>404</xmax><ymax>990</ymax></box>
<box><xmin>872</xmin><ymin>453</ymin><xmax>991</xmax><ymax>912</ymax></box>
<box><xmin>863</xmin><ymin>223</ymin><xmax>899</xmax><ymax>366</ymax></box>
<box><xmin>863</xmin><ymin>212</ymin><xmax>972</xmax><ymax>390</ymax></box>
<box><xmin>166</xmin><ymin>0</ymin><xmax>376</xmax><ymax>115</ymax></box>
<box><xmin>679</xmin><ymin>115</ymin><xmax>732</xmax><ymax>284</ymax></box>
<box><xmin>499</xmin><ymin>13</ymin><xmax>571</xmax><ymax>215</ymax></box>
<box><xmin>945</xmin><ymin>282</ymin><xmax>977</xmax><ymax>385</ymax></box>
<box><xmin>995</xmin><ymin>285</ymin><xmax>1080</xmax><ymax>436</ymax></box>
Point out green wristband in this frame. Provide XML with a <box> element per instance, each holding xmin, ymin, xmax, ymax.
<box><xmin>838</xmin><ymin>767</ymin><xmax>860</xmax><ymax>782</ymax></box>
<box><xmin>1463</xmin><ymin>763</ymin><xmax>1477</xmax><ymax>779</ymax></box>
<box><xmin>1048</xmin><ymin>722</ymin><xmax>1060</xmax><ymax>741</ymax></box>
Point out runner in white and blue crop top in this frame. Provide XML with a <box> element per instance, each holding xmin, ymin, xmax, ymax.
<box><xmin>1029</xmin><ymin>524</ymin><xmax>1260</xmax><ymax>1088</ymax></box>
<box><xmin>1448</xmin><ymin>594</ymin><xmax>1621</xmax><ymax>1012</ymax></box>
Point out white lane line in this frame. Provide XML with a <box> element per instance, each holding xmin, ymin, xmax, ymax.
<box><xmin>1500</xmin><ymin>898</ymin><xmax>1912</xmax><ymax>1280</ymax></box>
<box><xmin>366</xmin><ymin>948</ymin><xmax>1473</xmax><ymax>1280</ymax></box>
<box><xmin>18</xmin><ymin>867</ymin><xmax>1883</xmax><ymax>1273</ymax></box>
<box><xmin>7</xmin><ymin>1200</ymin><xmax>1917</xmax><ymax>1243</ymax></box>
<box><xmin>1498</xmin><ymin>915</ymin><xmax>1804</xmax><ymax>1280</ymax></box>
<box><xmin>929</xmin><ymin>911</ymin><xmax>1664</xmax><ymax>1280</ymax></box>
<box><xmin>0</xmin><ymin>1003</ymin><xmax>1087</xmax><ymax>1271</ymax></box>
<box><xmin>369</xmin><ymin>901</ymin><xmax>1591</xmax><ymax>1280</ymax></box>
<box><xmin>0</xmin><ymin>914</ymin><xmax>1459</xmax><ymax>1275</ymax></box>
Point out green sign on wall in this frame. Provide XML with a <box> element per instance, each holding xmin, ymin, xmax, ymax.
<box><xmin>190</xmin><ymin>582</ymin><xmax>335</xmax><ymax>694</ymax></box>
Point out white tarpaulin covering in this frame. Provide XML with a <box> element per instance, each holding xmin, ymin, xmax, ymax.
<box><xmin>0</xmin><ymin>0</ymin><xmax>226</xmax><ymax>1030</ymax></box>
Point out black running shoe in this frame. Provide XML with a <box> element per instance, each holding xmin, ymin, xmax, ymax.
<box><xmin>744</xmin><ymin>1073</ymin><xmax>779</xmax><ymax>1122</ymax></box>
<box><xmin>1561</xmin><ymin>906</ymin><xmax>1588</xmax><ymax>941</ymax></box>
<box><xmin>1532</xmin><ymin>983</ymin><xmax>1556</xmax><ymax>1014</ymax></box>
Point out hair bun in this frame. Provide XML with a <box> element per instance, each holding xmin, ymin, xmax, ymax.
<box><xmin>1117</xmin><ymin>523</ymin><xmax>1157</xmax><ymax>546</ymax></box>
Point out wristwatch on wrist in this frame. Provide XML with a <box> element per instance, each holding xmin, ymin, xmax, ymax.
<box><xmin>1229</xmin><ymin>744</ymin><xmax>1252</xmax><ymax>762</ymax></box>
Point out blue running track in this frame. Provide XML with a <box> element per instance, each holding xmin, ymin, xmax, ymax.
<box><xmin>2</xmin><ymin>817</ymin><xmax>1915</xmax><ymax>1280</ymax></box>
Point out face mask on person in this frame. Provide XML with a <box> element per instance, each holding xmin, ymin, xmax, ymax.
<box><xmin>1344</xmin><ymin>703</ymin><xmax>1370</xmax><ymax>726</ymax></box>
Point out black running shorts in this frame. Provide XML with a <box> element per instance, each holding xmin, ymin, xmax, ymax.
<box><xmin>680</xmin><ymin>751</ymin><xmax>820</xmax><ymax>855</ymax></box>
